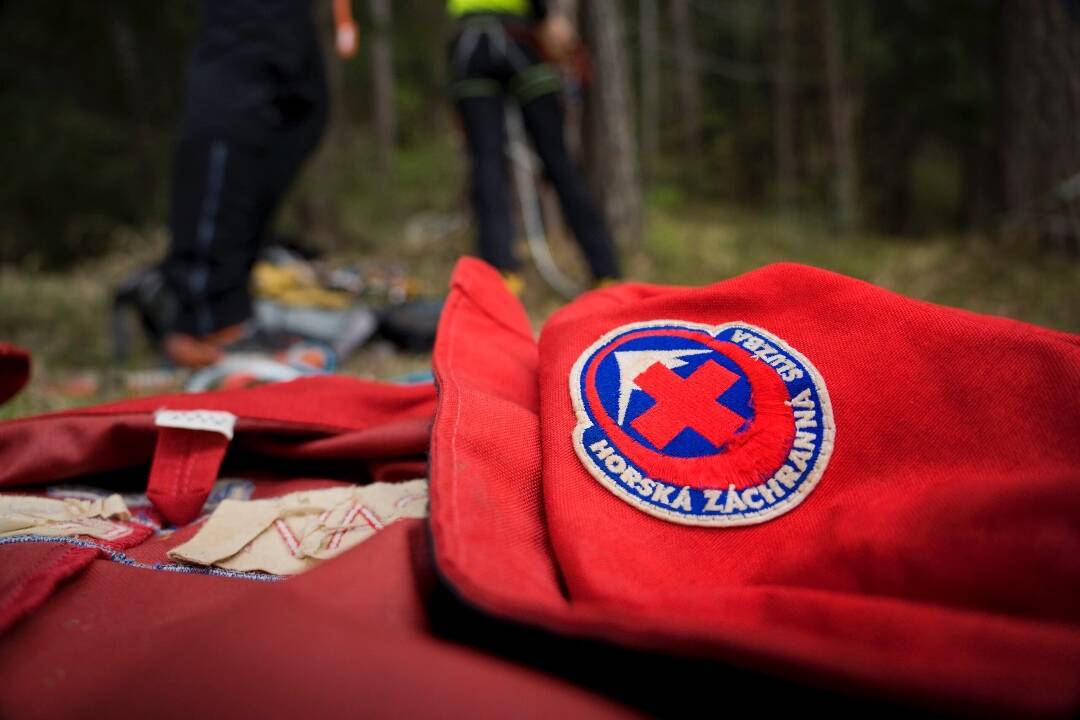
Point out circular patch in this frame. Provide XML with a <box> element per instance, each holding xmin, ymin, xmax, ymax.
<box><xmin>569</xmin><ymin>320</ymin><xmax>834</xmax><ymax>526</ymax></box>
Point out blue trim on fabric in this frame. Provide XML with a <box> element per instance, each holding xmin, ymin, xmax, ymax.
<box><xmin>0</xmin><ymin>534</ymin><xmax>281</xmax><ymax>583</ymax></box>
<box><xmin>189</xmin><ymin>267</ymin><xmax>208</xmax><ymax>294</ymax></box>
<box><xmin>391</xmin><ymin>370</ymin><xmax>436</xmax><ymax>385</ymax></box>
<box><xmin>196</xmin><ymin>141</ymin><xmax>228</xmax><ymax>254</ymax></box>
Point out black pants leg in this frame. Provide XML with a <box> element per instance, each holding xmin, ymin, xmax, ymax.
<box><xmin>165</xmin><ymin>137</ymin><xmax>263</xmax><ymax>336</ymax></box>
<box><xmin>163</xmin><ymin>0</ymin><xmax>325</xmax><ymax>337</ymax></box>
<box><xmin>252</xmin><ymin>24</ymin><xmax>329</xmax><ymax>245</ymax></box>
<box><xmin>457</xmin><ymin>95</ymin><xmax>518</xmax><ymax>273</ymax></box>
<box><xmin>520</xmin><ymin>92</ymin><xmax>620</xmax><ymax>280</ymax></box>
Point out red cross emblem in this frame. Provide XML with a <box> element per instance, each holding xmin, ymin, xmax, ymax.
<box><xmin>630</xmin><ymin>360</ymin><xmax>745</xmax><ymax>449</ymax></box>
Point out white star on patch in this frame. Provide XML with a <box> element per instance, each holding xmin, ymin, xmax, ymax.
<box><xmin>613</xmin><ymin>349</ymin><xmax>711</xmax><ymax>425</ymax></box>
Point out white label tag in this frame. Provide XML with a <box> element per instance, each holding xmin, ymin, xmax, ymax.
<box><xmin>154</xmin><ymin>409</ymin><xmax>237</xmax><ymax>440</ymax></box>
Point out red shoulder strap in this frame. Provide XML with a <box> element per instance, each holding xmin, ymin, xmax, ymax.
<box><xmin>145</xmin><ymin>410</ymin><xmax>236</xmax><ymax>526</ymax></box>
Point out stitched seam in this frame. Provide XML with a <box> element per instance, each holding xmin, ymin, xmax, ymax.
<box><xmin>446</xmin><ymin>292</ymin><xmax>466</xmax><ymax>568</ymax></box>
<box><xmin>176</xmin><ymin>431</ymin><xmax>192</xmax><ymax>497</ymax></box>
<box><xmin>452</xmin><ymin>281</ymin><xmax>535</xmax><ymax>342</ymax></box>
<box><xmin>0</xmin><ymin>546</ymin><xmax>95</xmax><ymax>632</ymax></box>
<box><xmin>0</xmin><ymin>545</ymin><xmax>84</xmax><ymax>617</ymax></box>
<box><xmin>0</xmin><ymin>535</ymin><xmax>280</xmax><ymax>582</ymax></box>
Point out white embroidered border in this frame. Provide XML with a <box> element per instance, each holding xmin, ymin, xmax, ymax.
<box><xmin>568</xmin><ymin>319</ymin><xmax>836</xmax><ymax>528</ymax></box>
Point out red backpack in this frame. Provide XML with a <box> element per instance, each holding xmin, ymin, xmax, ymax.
<box><xmin>2</xmin><ymin>260</ymin><xmax>1078</xmax><ymax>717</ymax></box>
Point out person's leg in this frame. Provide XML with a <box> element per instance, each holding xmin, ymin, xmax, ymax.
<box><xmin>519</xmin><ymin>88</ymin><xmax>621</xmax><ymax>281</ymax></box>
<box><xmin>449</xmin><ymin>23</ymin><xmax>521</xmax><ymax>276</ymax></box>
<box><xmin>456</xmin><ymin>94</ymin><xmax>517</xmax><ymax>274</ymax></box>
<box><xmin>252</xmin><ymin>4</ymin><xmax>329</xmax><ymax>245</ymax></box>
<box><xmin>160</xmin><ymin>1</ymin><xmax>286</xmax><ymax>364</ymax></box>
<box><xmin>165</xmin><ymin>136</ymin><xmax>262</xmax><ymax>339</ymax></box>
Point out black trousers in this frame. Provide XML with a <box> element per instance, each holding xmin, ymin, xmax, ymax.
<box><xmin>164</xmin><ymin>0</ymin><xmax>327</xmax><ymax>336</ymax></box>
<box><xmin>450</xmin><ymin>20</ymin><xmax>620</xmax><ymax>281</ymax></box>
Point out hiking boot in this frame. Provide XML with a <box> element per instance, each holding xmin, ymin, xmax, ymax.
<box><xmin>163</xmin><ymin>324</ymin><xmax>248</xmax><ymax>369</ymax></box>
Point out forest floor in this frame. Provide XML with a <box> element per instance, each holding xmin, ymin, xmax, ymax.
<box><xmin>2</xmin><ymin>196</ymin><xmax>1077</xmax><ymax>421</ymax></box>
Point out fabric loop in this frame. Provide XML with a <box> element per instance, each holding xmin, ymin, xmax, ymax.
<box><xmin>146</xmin><ymin>413</ymin><xmax>234</xmax><ymax>526</ymax></box>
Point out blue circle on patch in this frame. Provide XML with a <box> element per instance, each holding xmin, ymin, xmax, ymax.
<box><xmin>591</xmin><ymin>332</ymin><xmax>754</xmax><ymax>458</ymax></box>
<box><xmin>569</xmin><ymin>320</ymin><xmax>835</xmax><ymax>527</ymax></box>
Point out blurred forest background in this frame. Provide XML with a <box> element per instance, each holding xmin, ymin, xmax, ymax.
<box><xmin>1</xmin><ymin>0</ymin><xmax>1079</xmax><ymax>412</ymax></box>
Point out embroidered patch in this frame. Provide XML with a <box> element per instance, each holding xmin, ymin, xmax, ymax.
<box><xmin>569</xmin><ymin>320</ymin><xmax>834</xmax><ymax>526</ymax></box>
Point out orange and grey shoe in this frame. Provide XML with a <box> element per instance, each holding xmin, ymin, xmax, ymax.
<box><xmin>162</xmin><ymin>334</ymin><xmax>222</xmax><ymax>369</ymax></box>
<box><xmin>162</xmin><ymin>323</ymin><xmax>248</xmax><ymax>369</ymax></box>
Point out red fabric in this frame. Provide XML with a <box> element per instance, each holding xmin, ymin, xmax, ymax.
<box><xmin>0</xmin><ymin>368</ymin><xmax>630</xmax><ymax>718</ymax></box>
<box><xmin>0</xmin><ymin>376</ymin><xmax>436</xmax><ymax>490</ymax></box>
<box><xmin>0</xmin><ymin>343</ymin><xmax>30</xmax><ymax>406</ymax></box>
<box><xmin>0</xmin><ymin>375</ymin><xmax>436</xmax><ymax>644</ymax></box>
<box><xmin>429</xmin><ymin>258</ymin><xmax>1080</xmax><ymax>716</ymax></box>
<box><xmin>0</xmin><ymin>330</ymin><xmax>640</xmax><ymax>718</ymax></box>
<box><xmin>0</xmin><ymin>545</ymin><xmax>96</xmax><ymax>634</ymax></box>
<box><xmin>146</xmin><ymin>427</ymin><xmax>231</xmax><ymax>526</ymax></box>
<box><xmin>3</xmin><ymin>259</ymin><xmax>1079</xmax><ymax>716</ymax></box>
<box><xmin>0</xmin><ymin>521</ymin><xmax>634</xmax><ymax>720</ymax></box>
<box><xmin>0</xmin><ymin>523</ymin><xmax>153</xmax><ymax>634</ymax></box>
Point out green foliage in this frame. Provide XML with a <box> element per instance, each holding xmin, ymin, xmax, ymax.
<box><xmin>645</xmin><ymin>183</ymin><xmax>685</xmax><ymax>213</ymax></box>
<box><xmin>638</xmin><ymin>202</ymin><xmax>1079</xmax><ymax>333</ymax></box>
<box><xmin>0</xmin><ymin>0</ymin><xmax>1027</xmax><ymax>269</ymax></box>
<box><xmin>635</xmin><ymin>0</ymin><xmax>1001</xmax><ymax>230</ymax></box>
<box><xmin>0</xmin><ymin>1</ymin><xmax>194</xmax><ymax>267</ymax></box>
<box><xmin>293</xmin><ymin>132</ymin><xmax>464</xmax><ymax>249</ymax></box>
<box><xmin>856</xmin><ymin>0</ymin><xmax>998</xmax><ymax>232</ymax></box>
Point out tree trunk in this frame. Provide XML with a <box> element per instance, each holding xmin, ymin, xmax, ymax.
<box><xmin>370</xmin><ymin>0</ymin><xmax>396</xmax><ymax>174</ymax></box>
<box><xmin>821</xmin><ymin>0</ymin><xmax>858</xmax><ymax>232</ymax></box>
<box><xmin>774</xmin><ymin>0</ymin><xmax>796</xmax><ymax>213</ymax></box>
<box><xmin>999</xmin><ymin>0</ymin><xmax>1080</xmax><ymax>253</ymax></box>
<box><xmin>639</xmin><ymin>0</ymin><xmax>660</xmax><ymax>182</ymax></box>
<box><xmin>422</xmin><ymin>0</ymin><xmax>451</xmax><ymax>134</ymax></box>
<box><xmin>582</xmin><ymin>0</ymin><xmax>643</xmax><ymax>247</ymax></box>
<box><xmin>670</xmin><ymin>0</ymin><xmax>704</xmax><ymax>180</ymax></box>
<box><xmin>561</xmin><ymin>0</ymin><xmax>585</xmax><ymax>155</ymax></box>
<box><xmin>298</xmin><ymin>0</ymin><xmax>344</xmax><ymax>251</ymax></box>
<box><xmin>108</xmin><ymin>6</ymin><xmax>155</xmax><ymax>195</ymax></box>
